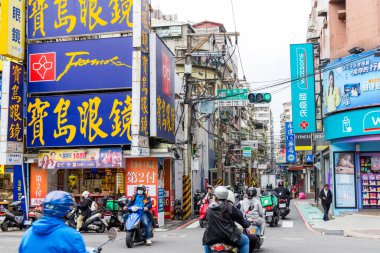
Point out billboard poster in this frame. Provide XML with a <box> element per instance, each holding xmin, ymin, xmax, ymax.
<box><xmin>333</xmin><ymin>152</ymin><xmax>357</xmax><ymax>208</ymax></box>
<box><xmin>27</xmin><ymin>0</ymin><xmax>133</xmax><ymax>40</ymax></box>
<box><xmin>0</xmin><ymin>0</ymin><xmax>25</xmax><ymax>60</ymax></box>
<box><xmin>285</xmin><ymin>122</ymin><xmax>296</xmax><ymax>163</ymax></box>
<box><xmin>290</xmin><ymin>43</ymin><xmax>316</xmax><ymax>133</ymax></box>
<box><xmin>38</xmin><ymin>148</ymin><xmax>122</xmax><ymax>169</ymax></box>
<box><xmin>30</xmin><ymin>164</ymin><xmax>48</xmax><ymax>206</ymax></box>
<box><xmin>27</xmin><ymin>92</ymin><xmax>132</xmax><ymax>147</ymax></box>
<box><xmin>28</xmin><ymin>37</ymin><xmax>133</xmax><ymax>93</ymax></box>
<box><xmin>323</xmin><ymin>50</ymin><xmax>380</xmax><ymax>115</ymax></box>
<box><xmin>150</xmin><ymin>34</ymin><xmax>176</xmax><ymax>143</ymax></box>
<box><xmin>125</xmin><ymin>158</ymin><xmax>158</xmax><ymax>218</ymax></box>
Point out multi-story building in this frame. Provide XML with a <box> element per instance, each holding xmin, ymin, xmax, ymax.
<box><xmin>280</xmin><ymin>102</ymin><xmax>292</xmax><ymax>149</ymax></box>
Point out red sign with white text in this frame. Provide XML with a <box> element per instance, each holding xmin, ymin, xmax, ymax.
<box><xmin>29</xmin><ymin>53</ymin><xmax>56</xmax><ymax>82</ymax></box>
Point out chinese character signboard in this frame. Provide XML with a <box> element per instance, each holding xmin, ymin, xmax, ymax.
<box><xmin>38</xmin><ymin>148</ymin><xmax>122</xmax><ymax>169</ymax></box>
<box><xmin>323</xmin><ymin>49</ymin><xmax>380</xmax><ymax>115</ymax></box>
<box><xmin>30</xmin><ymin>164</ymin><xmax>48</xmax><ymax>206</ymax></box>
<box><xmin>27</xmin><ymin>92</ymin><xmax>132</xmax><ymax>147</ymax></box>
<box><xmin>150</xmin><ymin>34</ymin><xmax>175</xmax><ymax>143</ymax></box>
<box><xmin>285</xmin><ymin>122</ymin><xmax>296</xmax><ymax>163</ymax></box>
<box><xmin>0</xmin><ymin>0</ymin><xmax>25</xmax><ymax>60</ymax></box>
<box><xmin>139</xmin><ymin>52</ymin><xmax>150</xmax><ymax>137</ymax></box>
<box><xmin>27</xmin><ymin>0</ymin><xmax>133</xmax><ymax>40</ymax></box>
<box><xmin>28</xmin><ymin>37</ymin><xmax>133</xmax><ymax>93</ymax></box>
<box><xmin>290</xmin><ymin>43</ymin><xmax>316</xmax><ymax>133</ymax></box>
<box><xmin>133</xmin><ymin>0</ymin><xmax>150</xmax><ymax>52</ymax></box>
<box><xmin>216</xmin><ymin>89</ymin><xmax>248</xmax><ymax>107</ymax></box>
<box><xmin>13</xmin><ymin>165</ymin><xmax>25</xmax><ymax>202</ymax></box>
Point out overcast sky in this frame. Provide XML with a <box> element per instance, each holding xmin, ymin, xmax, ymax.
<box><xmin>151</xmin><ymin>0</ymin><xmax>311</xmax><ymax>137</ymax></box>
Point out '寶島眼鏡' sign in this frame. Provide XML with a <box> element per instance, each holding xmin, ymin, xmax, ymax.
<box><xmin>27</xmin><ymin>92</ymin><xmax>132</xmax><ymax>148</ymax></box>
<box><xmin>27</xmin><ymin>0</ymin><xmax>133</xmax><ymax>40</ymax></box>
<box><xmin>28</xmin><ymin>37</ymin><xmax>133</xmax><ymax>93</ymax></box>
<box><xmin>290</xmin><ymin>43</ymin><xmax>316</xmax><ymax>134</ymax></box>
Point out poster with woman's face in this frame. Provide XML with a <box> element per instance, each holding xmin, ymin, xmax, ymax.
<box><xmin>335</xmin><ymin>153</ymin><xmax>354</xmax><ymax>174</ymax></box>
<box><xmin>334</xmin><ymin>152</ymin><xmax>357</xmax><ymax>208</ymax></box>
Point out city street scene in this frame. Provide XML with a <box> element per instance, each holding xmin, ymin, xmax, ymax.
<box><xmin>0</xmin><ymin>0</ymin><xmax>380</xmax><ymax>252</ymax></box>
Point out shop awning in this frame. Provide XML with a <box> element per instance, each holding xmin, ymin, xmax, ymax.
<box><xmin>288</xmin><ymin>165</ymin><xmax>312</xmax><ymax>171</ymax></box>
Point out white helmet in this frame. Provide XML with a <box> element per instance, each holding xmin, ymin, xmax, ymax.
<box><xmin>227</xmin><ymin>190</ymin><xmax>235</xmax><ymax>204</ymax></box>
<box><xmin>82</xmin><ymin>191</ymin><xmax>90</xmax><ymax>198</ymax></box>
<box><xmin>214</xmin><ymin>186</ymin><xmax>228</xmax><ymax>200</ymax></box>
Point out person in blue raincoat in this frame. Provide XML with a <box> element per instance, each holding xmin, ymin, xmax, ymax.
<box><xmin>19</xmin><ymin>191</ymin><xmax>87</xmax><ymax>253</ymax></box>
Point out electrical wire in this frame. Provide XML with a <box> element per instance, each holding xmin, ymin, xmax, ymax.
<box><xmin>230</xmin><ymin>0</ymin><xmax>246</xmax><ymax>80</ymax></box>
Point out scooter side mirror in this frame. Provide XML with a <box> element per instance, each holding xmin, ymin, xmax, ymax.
<box><xmin>108</xmin><ymin>227</ymin><xmax>118</xmax><ymax>241</ymax></box>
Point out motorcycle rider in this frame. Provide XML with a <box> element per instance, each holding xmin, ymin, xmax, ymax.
<box><xmin>204</xmin><ymin>185</ymin><xmax>215</xmax><ymax>203</ymax></box>
<box><xmin>19</xmin><ymin>191</ymin><xmax>87</xmax><ymax>253</ymax></box>
<box><xmin>76</xmin><ymin>191</ymin><xmax>93</xmax><ymax>232</ymax></box>
<box><xmin>202</xmin><ymin>186</ymin><xmax>250</xmax><ymax>253</ymax></box>
<box><xmin>262</xmin><ymin>184</ymin><xmax>279</xmax><ymax>198</ymax></box>
<box><xmin>239</xmin><ymin>187</ymin><xmax>265</xmax><ymax>237</ymax></box>
<box><xmin>275</xmin><ymin>181</ymin><xmax>291</xmax><ymax>209</ymax></box>
<box><xmin>126</xmin><ymin>184</ymin><xmax>153</xmax><ymax>246</ymax></box>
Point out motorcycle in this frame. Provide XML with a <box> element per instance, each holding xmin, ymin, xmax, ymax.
<box><xmin>210</xmin><ymin>243</ymin><xmax>239</xmax><ymax>253</ymax></box>
<box><xmin>174</xmin><ymin>199</ymin><xmax>183</xmax><ymax>220</ymax></box>
<box><xmin>86</xmin><ymin>227</ymin><xmax>118</xmax><ymax>253</ymax></box>
<box><xmin>125</xmin><ymin>206</ymin><xmax>154</xmax><ymax>248</ymax></box>
<box><xmin>264</xmin><ymin>204</ymin><xmax>280</xmax><ymax>227</ymax></box>
<box><xmin>0</xmin><ymin>199</ymin><xmax>26</xmax><ymax>231</ymax></box>
<box><xmin>194</xmin><ymin>190</ymin><xmax>205</xmax><ymax>215</ymax></box>
<box><xmin>66</xmin><ymin>206</ymin><xmax>107</xmax><ymax>233</ymax></box>
<box><xmin>198</xmin><ymin>199</ymin><xmax>209</xmax><ymax>228</ymax></box>
<box><xmin>101</xmin><ymin>196</ymin><xmax>128</xmax><ymax>231</ymax></box>
<box><xmin>245</xmin><ymin>223</ymin><xmax>264</xmax><ymax>250</ymax></box>
<box><xmin>278</xmin><ymin>198</ymin><xmax>290</xmax><ymax>219</ymax></box>
<box><xmin>25</xmin><ymin>204</ymin><xmax>43</xmax><ymax>228</ymax></box>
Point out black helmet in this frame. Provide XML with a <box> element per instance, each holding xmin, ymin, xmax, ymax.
<box><xmin>278</xmin><ymin>181</ymin><xmax>284</xmax><ymax>187</ymax></box>
<box><xmin>246</xmin><ymin>187</ymin><xmax>257</xmax><ymax>197</ymax></box>
<box><xmin>267</xmin><ymin>184</ymin><xmax>273</xmax><ymax>190</ymax></box>
<box><xmin>137</xmin><ymin>184</ymin><xmax>146</xmax><ymax>192</ymax></box>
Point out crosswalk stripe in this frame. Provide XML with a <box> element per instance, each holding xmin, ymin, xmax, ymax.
<box><xmin>282</xmin><ymin>221</ymin><xmax>294</xmax><ymax>228</ymax></box>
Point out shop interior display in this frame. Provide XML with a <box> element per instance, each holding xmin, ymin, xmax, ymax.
<box><xmin>360</xmin><ymin>156</ymin><xmax>380</xmax><ymax>208</ymax></box>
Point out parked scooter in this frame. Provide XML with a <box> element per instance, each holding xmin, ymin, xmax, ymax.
<box><xmin>101</xmin><ymin>196</ymin><xmax>128</xmax><ymax>231</ymax></box>
<box><xmin>278</xmin><ymin>198</ymin><xmax>290</xmax><ymax>219</ymax></box>
<box><xmin>174</xmin><ymin>199</ymin><xmax>183</xmax><ymax>220</ymax></box>
<box><xmin>198</xmin><ymin>199</ymin><xmax>209</xmax><ymax>228</ymax></box>
<box><xmin>0</xmin><ymin>198</ymin><xmax>26</xmax><ymax>231</ymax></box>
<box><xmin>24</xmin><ymin>204</ymin><xmax>43</xmax><ymax>228</ymax></box>
<box><xmin>66</xmin><ymin>206</ymin><xmax>107</xmax><ymax>233</ymax></box>
<box><xmin>125</xmin><ymin>206</ymin><xmax>154</xmax><ymax>248</ymax></box>
<box><xmin>86</xmin><ymin>227</ymin><xmax>118</xmax><ymax>253</ymax></box>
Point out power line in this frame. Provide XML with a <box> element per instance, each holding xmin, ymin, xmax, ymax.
<box><xmin>230</xmin><ymin>0</ymin><xmax>246</xmax><ymax>80</ymax></box>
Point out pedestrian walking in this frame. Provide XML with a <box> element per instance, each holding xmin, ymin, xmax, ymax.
<box><xmin>319</xmin><ymin>184</ymin><xmax>332</xmax><ymax>221</ymax></box>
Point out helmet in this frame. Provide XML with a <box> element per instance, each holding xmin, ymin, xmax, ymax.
<box><xmin>82</xmin><ymin>191</ymin><xmax>90</xmax><ymax>198</ymax></box>
<box><xmin>43</xmin><ymin>191</ymin><xmax>75</xmax><ymax>218</ymax></box>
<box><xmin>137</xmin><ymin>184</ymin><xmax>146</xmax><ymax>192</ymax></box>
<box><xmin>117</xmin><ymin>196</ymin><xmax>129</xmax><ymax>207</ymax></box>
<box><xmin>267</xmin><ymin>184</ymin><xmax>273</xmax><ymax>190</ymax></box>
<box><xmin>246</xmin><ymin>187</ymin><xmax>257</xmax><ymax>197</ymax></box>
<box><xmin>214</xmin><ymin>186</ymin><xmax>228</xmax><ymax>200</ymax></box>
<box><xmin>206</xmin><ymin>185</ymin><xmax>213</xmax><ymax>190</ymax></box>
<box><xmin>278</xmin><ymin>181</ymin><xmax>284</xmax><ymax>187</ymax></box>
<box><xmin>227</xmin><ymin>190</ymin><xmax>235</xmax><ymax>204</ymax></box>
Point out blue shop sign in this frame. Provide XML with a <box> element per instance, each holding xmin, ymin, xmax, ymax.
<box><xmin>285</xmin><ymin>122</ymin><xmax>296</xmax><ymax>163</ymax></box>
<box><xmin>28</xmin><ymin>37</ymin><xmax>132</xmax><ymax>93</ymax></box>
<box><xmin>27</xmin><ymin>92</ymin><xmax>132</xmax><ymax>147</ymax></box>
<box><xmin>28</xmin><ymin>0</ymin><xmax>133</xmax><ymax>40</ymax></box>
<box><xmin>324</xmin><ymin>106</ymin><xmax>380</xmax><ymax>140</ymax></box>
<box><xmin>323</xmin><ymin>50</ymin><xmax>380</xmax><ymax>116</ymax></box>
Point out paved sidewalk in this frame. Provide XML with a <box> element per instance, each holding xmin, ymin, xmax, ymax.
<box><xmin>294</xmin><ymin>199</ymin><xmax>380</xmax><ymax>239</ymax></box>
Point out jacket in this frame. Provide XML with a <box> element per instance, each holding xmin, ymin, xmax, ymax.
<box><xmin>319</xmin><ymin>189</ymin><xmax>332</xmax><ymax>204</ymax></box>
<box><xmin>239</xmin><ymin>198</ymin><xmax>264</xmax><ymax>219</ymax></box>
<box><xmin>128</xmin><ymin>193</ymin><xmax>152</xmax><ymax>210</ymax></box>
<box><xmin>77</xmin><ymin>197</ymin><xmax>93</xmax><ymax>217</ymax></box>
<box><xmin>275</xmin><ymin>186</ymin><xmax>291</xmax><ymax>199</ymax></box>
<box><xmin>19</xmin><ymin>216</ymin><xmax>86</xmax><ymax>253</ymax></box>
<box><xmin>202</xmin><ymin>200</ymin><xmax>250</xmax><ymax>247</ymax></box>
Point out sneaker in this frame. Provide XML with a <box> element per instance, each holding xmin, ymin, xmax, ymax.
<box><xmin>146</xmin><ymin>239</ymin><xmax>152</xmax><ymax>246</ymax></box>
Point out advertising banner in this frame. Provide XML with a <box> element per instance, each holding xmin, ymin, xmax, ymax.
<box><xmin>30</xmin><ymin>164</ymin><xmax>48</xmax><ymax>206</ymax></box>
<box><xmin>27</xmin><ymin>92</ymin><xmax>132</xmax><ymax>147</ymax></box>
<box><xmin>28</xmin><ymin>37</ymin><xmax>133</xmax><ymax>93</ymax></box>
<box><xmin>13</xmin><ymin>165</ymin><xmax>24</xmax><ymax>202</ymax></box>
<box><xmin>133</xmin><ymin>0</ymin><xmax>150</xmax><ymax>52</ymax></box>
<box><xmin>290</xmin><ymin>43</ymin><xmax>316</xmax><ymax>133</ymax></box>
<box><xmin>38</xmin><ymin>148</ymin><xmax>122</xmax><ymax>169</ymax></box>
<box><xmin>333</xmin><ymin>152</ymin><xmax>357</xmax><ymax>208</ymax></box>
<box><xmin>27</xmin><ymin>0</ymin><xmax>133</xmax><ymax>40</ymax></box>
<box><xmin>323</xmin><ymin>50</ymin><xmax>380</xmax><ymax>115</ymax></box>
<box><xmin>150</xmin><ymin>34</ymin><xmax>176</xmax><ymax>143</ymax></box>
<box><xmin>324</xmin><ymin>106</ymin><xmax>380</xmax><ymax>140</ymax></box>
<box><xmin>295</xmin><ymin>134</ymin><xmax>312</xmax><ymax>151</ymax></box>
<box><xmin>285</xmin><ymin>122</ymin><xmax>296</xmax><ymax>163</ymax></box>
<box><xmin>0</xmin><ymin>0</ymin><xmax>25</xmax><ymax>60</ymax></box>
<box><xmin>125</xmin><ymin>158</ymin><xmax>158</xmax><ymax>218</ymax></box>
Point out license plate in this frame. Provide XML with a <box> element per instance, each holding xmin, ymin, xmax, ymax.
<box><xmin>279</xmin><ymin>203</ymin><xmax>286</xmax><ymax>208</ymax></box>
<box><xmin>266</xmin><ymin>212</ymin><xmax>273</xmax><ymax>216</ymax></box>
<box><xmin>24</xmin><ymin>220</ymin><xmax>32</xmax><ymax>226</ymax></box>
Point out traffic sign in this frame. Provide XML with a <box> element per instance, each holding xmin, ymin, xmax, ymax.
<box><xmin>243</xmin><ymin>147</ymin><xmax>252</xmax><ymax>158</ymax></box>
<box><xmin>217</xmin><ymin>89</ymin><xmax>248</xmax><ymax>100</ymax></box>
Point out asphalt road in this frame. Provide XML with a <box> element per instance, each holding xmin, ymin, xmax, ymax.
<box><xmin>1</xmin><ymin>202</ymin><xmax>379</xmax><ymax>252</ymax></box>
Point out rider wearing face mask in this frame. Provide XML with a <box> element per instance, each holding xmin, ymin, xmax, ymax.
<box><xmin>126</xmin><ymin>184</ymin><xmax>153</xmax><ymax>246</ymax></box>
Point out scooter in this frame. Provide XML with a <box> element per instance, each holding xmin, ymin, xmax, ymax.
<box><xmin>66</xmin><ymin>206</ymin><xmax>107</xmax><ymax>233</ymax></box>
<box><xmin>101</xmin><ymin>196</ymin><xmax>128</xmax><ymax>231</ymax></box>
<box><xmin>278</xmin><ymin>198</ymin><xmax>290</xmax><ymax>219</ymax></box>
<box><xmin>245</xmin><ymin>223</ymin><xmax>264</xmax><ymax>250</ymax></box>
<box><xmin>24</xmin><ymin>204</ymin><xmax>43</xmax><ymax>228</ymax></box>
<box><xmin>264</xmin><ymin>204</ymin><xmax>280</xmax><ymax>227</ymax></box>
<box><xmin>0</xmin><ymin>199</ymin><xmax>26</xmax><ymax>231</ymax></box>
<box><xmin>198</xmin><ymin>199</ymin><xmax>209</xmax><ymax>228</ymax></box>
<box><xmin>86</xmin><ymin>227</ymin><xmax>118</xmax><ymax>253</ymax></box>
<box><xmin>174</xmin><ymin>199</ymin><xmax>183</xmax><ymax>220</ymax></box>
<box><xmin>125</xmin><ymin>206</ymin><xmax>154</xmax><ymax>248</ymax></box>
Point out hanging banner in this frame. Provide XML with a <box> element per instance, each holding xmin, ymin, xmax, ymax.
<box><xmin>28</xmin><ymin>37</ymin><xmax>133</xmax><ymax>93</ymax></box>
<box><xmin>295</xmin><ymin>134</ymin><xmax>312</xmax><ymax>151</ymax></box>
<box><xmin>150</xmin><ymin>34</ymin><xmax>176</xmax><ymax>143</ymax></box>
<box><xmin>27</xmin><ymin>0</ymin><xmax>133</xmax><ymax>40</ymax></box>
<box><xmin>27</xmin><ymin>92</ymin><xmax>132</xmax><ymax>147</ymax></box>
<box><xmin>285</xmin><ymin>122</ymin><xmax>296</xmax><ymax>163</ymax></box>
<box><xmin>0</xmin><ymin>0</ymin><xmax>25</xmax><ymax>60</ymax></box>
<box><xmin>333</xmin><ymin>152</ymin><xmax>357</xmax><ymax>208</ymax></box>
<box><xmin>30</xmin><ymin>164</ymin><xmax>48</xmax><ymax>206</ymax></box>
<box><xmin>38</xmin><ymin>148</ymin><xmax>122</xmax><ymax>169</ymax></box>
<box><xmin>13</xmin><ymin>165</ymin><xmax>24</xmax><ymax>202</ymax></box>
<box><xmin>290</xmin><ymin>43</ymin><xmax>316</xmax><ymax>134</ymax></box>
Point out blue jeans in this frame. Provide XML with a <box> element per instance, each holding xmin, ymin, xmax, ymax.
<box><xmin>203</xmin><ymin>234</ymin><xmax>249</xmax><ymax>253</ymax></box>
<box><xmin>123</xmin><ymin>213</ymin><xmax>151</xmax><ymax>240</ymax></box>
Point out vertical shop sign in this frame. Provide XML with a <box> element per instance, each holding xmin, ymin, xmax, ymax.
<box><xmin>30</xmin><ymin>164</ymin><xmax>48</xmax><ymax>206</ymax></box>
<box><xmin>13</xmin><ymin>165</ymin><xmax>24</xmax><ymax>202</ymax></box>
<box><xmin>0</xmin><ymin>0</ymin><xmax>25</xmax><ymax>60</ymax></box>
<box><xmin>285</xmin><ymin>122</ymin><xmax>296</xmax><ymax>163</ymax></box>
<box><xmin>295</xmin><ymin>134</ymin><xmax>312</xmax><ymax>151</ymax></box>
<box><xmin>333</xmin><ymin>152</ymin><xmax>357</xmax><ymax>208</ymax></box>
<box><xmin>290</xmin><ymin>43</ymin><xmax>316</xmax><ymax>134</ymax></box>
